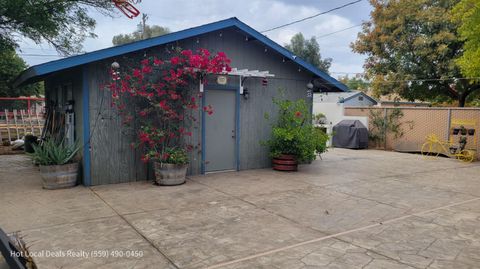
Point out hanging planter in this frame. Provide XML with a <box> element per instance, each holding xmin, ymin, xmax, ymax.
<box><xmin>468</xmin><ymin>129</ymin><xmax>475</xmax><ymax>136</ymax></box>
<box><xmin>452</xmin><ymin>128</ymin><xmax>460</xmax><ymax>135</ymax></box>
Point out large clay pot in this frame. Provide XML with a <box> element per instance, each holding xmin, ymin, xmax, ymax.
<box><xmin>39</xmin><ymin>162</ymin><xmax>79</xmax><ymax>189</ymax></box>
<box><xmin>154</xmin><ymin>162</ymin><xmax>188</xmax><ymax>186</ymax></box>
<box><xmin>272</xmin><ymin>154</ymin><xmax>298</xmax><ymax>171</ymax></box>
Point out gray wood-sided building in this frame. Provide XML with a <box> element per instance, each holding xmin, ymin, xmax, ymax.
<box><xmin>14</xmin><ymin>18</ymin><xmax>348</xmax><ymax>185</ymax></box>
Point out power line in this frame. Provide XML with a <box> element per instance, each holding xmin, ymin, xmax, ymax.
<box><xmin>261</xmin><ymin>0</ymin><xmax>363</xmax><ymax>33</ymax></box>
<box><xmin>316</xmin><ymin>24</ymin><xmax>362</xmax><ymax>39</ymax></box>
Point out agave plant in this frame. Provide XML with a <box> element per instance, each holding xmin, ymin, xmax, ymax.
<box><xmin>30</xmin><ymin>138</ymin><xmax>80</xmax><ymax>166</ymax></box>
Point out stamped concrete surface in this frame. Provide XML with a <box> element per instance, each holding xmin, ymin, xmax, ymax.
<box><xmin>0</xmin><ymin>149</ymin><xmax>479</xmax><ymax>269</ymax></box>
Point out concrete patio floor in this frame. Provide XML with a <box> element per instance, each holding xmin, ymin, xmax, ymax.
<box><xmin>1</xmin><ymin>149</ymin><xmax>480</xmax><ymax>269</ymax></box>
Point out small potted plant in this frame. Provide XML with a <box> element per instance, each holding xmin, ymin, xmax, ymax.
<box><xmin>460</xmin><ymin>125</ymin><xmax>468</xmax><ymax>135</ymax></box>
<box><xmin>264</xmin><ymin>96</ymin><xmax>328</xmax><ymax>171</ymax></box>
<box><xmin>147</xmin><ymin>147</ymin><xmax>189</xmax><ymax>185</ymax></box>
<box><xmin>30</xmin><ymin>138</ymin><xmax>80</xmax><ymax>189</ymax></box>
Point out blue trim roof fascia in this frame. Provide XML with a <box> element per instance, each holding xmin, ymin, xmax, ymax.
<box><xmin>14</xmin><ymin>17</ymin><xmax>348</xmax><ymax>92</ymax></box>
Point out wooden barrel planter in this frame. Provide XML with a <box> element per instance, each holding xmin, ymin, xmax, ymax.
<box><xmin>39</xmin><ymin>162</ymin><xmax>79</xmax><ymax>189</ymax></box>
<box><xmin>154</xmin><ymin>162</ymin><xmax>188</xmax><ymax>186</ymax></box>
<box><xmin>272</xmin><ymin>154</ymin><xmax>298</xmax><ymax>171</ymax></box>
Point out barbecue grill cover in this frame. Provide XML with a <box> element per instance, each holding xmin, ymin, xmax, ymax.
<box><xmin>332</xmin><ymin>120</ymin><xmax>368</xmax><ymax>149</ymax></box>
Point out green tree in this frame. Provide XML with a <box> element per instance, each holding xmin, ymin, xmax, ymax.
<box><xmin>0</xmin><ymin>0</ymin><xmax>114</xmax><ymax>55</ymax></box>
<box><xmin>353</xmin><ymin>0</ymin><xmax>479</xmax><ymax>107</ymax></box>
<box><xmin>285</xmin><ymin>33</ymin><xmax>332</xmax><ymax>73</ymax></box>
<box><xmin>112</xmin><ymin>24</ymin><xmax>170</xmax><ymax>45</ymax></box>
<box><xmin>112</xmin><ymin>14</ymin><xmax>170</xmax><ymax>46</ymax></box>
<box><xmin>339</xmin><ymin>76</ymin><xmax>370</xmax><ymax>92</ymax></box>
<box><xmin>0</xmin><ymin>49</ymin><xmax>43</xmax><ymax>97</ymax></box>
<box><xmin>452</xmin><ymin>0</ymin><xmax>480</xmax><ymax>79</ymax></box>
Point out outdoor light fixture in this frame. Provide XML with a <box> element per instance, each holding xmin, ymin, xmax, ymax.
<box><xmin>111</xmin><ymin>61</ymin><xmax>120</xmax><ymax>69</ymax></box>
<box><xmin>243</xmin><ymin>88</ymin><xmax>249</xmax><ymax>100</ymax></box>
<box><xmin>306</xmin><ymin>82</ymin><xmax>314</xmax><ymax>89</ymax></box>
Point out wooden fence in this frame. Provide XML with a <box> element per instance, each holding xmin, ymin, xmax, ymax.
<box><xmin>0</xmin><ymin>110</ymin><xmax>44</xmax><ymax>142</ymax></box>
<box><xmin>345</xmin><ymin>107</ymin><xmax>480</xmax><ymax>160</ymax></box>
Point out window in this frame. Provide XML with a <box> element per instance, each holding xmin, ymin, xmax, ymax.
<box><xmin>358</xmin><ymin>96</ymin><xmax>364</xmax><ymax>101</ymax></box>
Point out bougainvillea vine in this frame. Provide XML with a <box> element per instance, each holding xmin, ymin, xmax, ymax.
<box><xmin>106</xmin><ymin>48</ymin><xmax>231</xmax><ymax>164</ymax></box>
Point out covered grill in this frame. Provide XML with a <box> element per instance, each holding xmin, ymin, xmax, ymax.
<box><xmin>332</xmin><ymin>120</ymin><xmax>368</xmax><ymax>149</ymax></box>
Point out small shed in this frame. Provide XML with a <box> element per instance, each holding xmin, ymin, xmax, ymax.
<box><xmin>332</xmin><ymin>120</ymin><xmax>368</xmax><ymax>149</ymax></box>
<box><xmin>13</xmin><ymin>17</ymin><xmax>348</xmax><ymax>185</ymax></box>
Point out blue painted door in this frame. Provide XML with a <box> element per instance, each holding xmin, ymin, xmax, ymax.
<box><xmin>205</xmin><ymin>89</ymin><xmax>236</xmax><ymax>172</ymax></box>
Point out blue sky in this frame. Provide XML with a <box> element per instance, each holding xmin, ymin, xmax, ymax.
<box><xmin>17</xmin><ymin>0</ymin><xmax>373</xmax><ymax>79</ymax></box>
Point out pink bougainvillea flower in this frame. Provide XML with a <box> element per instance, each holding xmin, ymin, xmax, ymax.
<box><xmin>153</xmin><ymin>57</ymin><xmax>163</xmax><ymax>66</ymax></box>
<box><xmin>142</xmin><ymin>65</ymin><xmax>152</xmax><ymax>74</ymax></box>
<box><xmin>139</xmin><ymin>110</ymin><xmax>148</xmax><ymax>117</ymax></box>
<box><xmin>141</xmin><ymin>58</ymin><xmax>149</xmax><ymax>66</ymax></box>
<box><xmin>170</xmin><ymin>57</ymin><xmax>180</xmax><ymax>65</ymax></box>
<box><xmin>133</xmin><ymin>69</ymin><xmax>143</xmax><ymax>79</ymax></box>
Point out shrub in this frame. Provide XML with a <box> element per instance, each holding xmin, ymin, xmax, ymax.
<box><xmin>264</xmin><ymin>96</ymin><xmax>328</xmax><ymax>162</ymax></box>
<box><xmin>30</xmin><ymin>138</ymin><xmax>79</xmax><ymax>166</ymax></box>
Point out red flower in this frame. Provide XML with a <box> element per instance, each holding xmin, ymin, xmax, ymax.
<box><xmin>170</xmin><ymin>57</ymin><xmax>180</xmax><ymax>65</ymax></box>
<box><xmin>295</xmin><ymin>111</ymin><xmax>302</xmax><ymax>118</ymax></box>
<box><xmin>133</xmin><ymin>69</ymin><xmax>143</xmax><ymax>79</ymax></box>
<box><xmin>162</xmin><ymin>153</ymin><xmax>170</xmax><ymax>160</ymax></box>
<box><xmin>141</xmin><ymin>155</ymin><xmax>150</xmax><ymax>163</ymax></box>
<box><xmin>141</xmin><ymin>58</ymin><xmax>149</xmax><ymax>66</ymax></box>
<box><xmin>139</xmin><ymin>110</ymin><xmax>148</xmax><ymax>117</ymax></box>
<box><xmin>139</xmin><ymin>132</ymin><xmax>150</xmax><ymax>143</ymax></box>
<box><xmin>142</xmin><ymin>65</ymin><xmax>152</xmax><ymax>74</ymax></box>
<box><xmin>153</xmin><ymin>57</ymin><xmax>163</xmax><ymax>66</ymax></box>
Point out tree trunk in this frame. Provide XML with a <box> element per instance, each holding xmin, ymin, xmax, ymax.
<box><xmin>458</xmin><ymin>92</ymin><xmax>467</xmax><ymax>107</ymax></box>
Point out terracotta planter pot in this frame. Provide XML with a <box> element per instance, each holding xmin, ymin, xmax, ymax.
<box><xmin>39</xmin><ymin>162</ymin><xmax>79</xmax><ymax>189</ymax></box>
<box><xmin>154</xmin><ymin>162</ymin><xmax>188</xmax><ymax>186</ymax></box>
<box><xmin>272</xmin><ymin>154</ymin><xmax>298</xmax><ymax>171</ymax></box>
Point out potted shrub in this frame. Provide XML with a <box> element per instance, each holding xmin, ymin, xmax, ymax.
<box><xmin>152</xmin><ymin>147</ymin><xmax>189</xmax><ymax>185</ymax></box>
<box><xmin>30</xmin><ymin>138</ymin><xmax>80</xmax><ymax>189</ymax></box>
<box><xmin>264</xmin><ymin>97</ymin><xmax>328</xmax><ymax>171</ymax></box>
<box><xmin>106</xmin><ymin>48</ymin><xmax>231</xmax><ymax>185</ymax></box>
